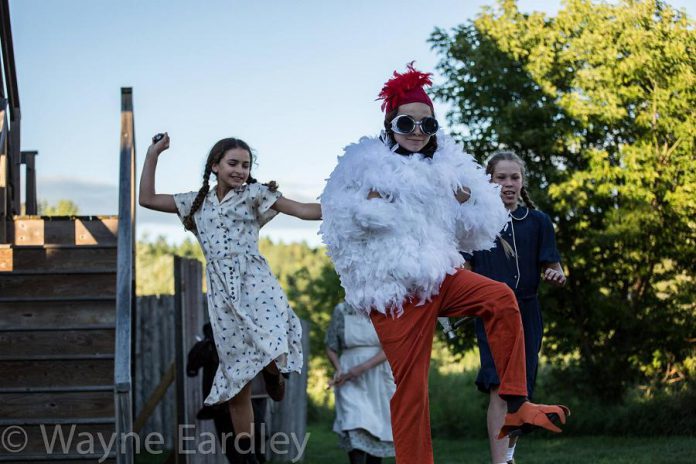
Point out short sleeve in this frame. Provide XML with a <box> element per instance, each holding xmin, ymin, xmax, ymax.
<box><xmin>173</xmin><ymin>191</ymin><xmax>198</xmax><ymax>224</ymax></box>
<box><xmin>538</xmin><ymin>212</ymin><xmax>561</xmax><ymax>265</ymax></box>
<box><xmin>251</xmin><ymin>183</ymin><xmax>282</xmax><ymax>227</ymax></box>
<box><xmin>325</xmin><ymin>303</ymin><xmax>345</xmax><ymax>353</ymax></box>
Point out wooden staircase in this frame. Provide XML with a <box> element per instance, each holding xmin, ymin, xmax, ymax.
<box><xmin>0</xmin><ymin>216</ymin><xmax>119</xmax><ymax>463</ymax></box>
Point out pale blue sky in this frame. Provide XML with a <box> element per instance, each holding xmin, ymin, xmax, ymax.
<box><xmin>10</xmin><ymin>0</ymin><xmax>694</xmax><ymax>246</ymax></box>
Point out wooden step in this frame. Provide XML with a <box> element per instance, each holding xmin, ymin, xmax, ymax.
<box><xmin>0</xmin><ymin>330</ymin><xmax>115</xmax><ymax>360</ymax></box>
<box><xmin>0</xmin><ymin>246</ymin><xmax>116</xmax><ymax>273</ymax></box>
<box><xmin>0</xmin><ymin>457</ymin><xmax>116</xmax><ymax>463</ymax></box>
<box><xmin>0</xmin><ymin>391</ymin><xmax>114</xmax><ymax>420</ymax></box>
<box><xmin>0</xmin><ymin>272</ymin><xmax>116</xmax><ymax>299</ymax></box>
<box><xmin>0</xmin><ymin>360</ymin><xmax>114</xmax><ymax>390</ymax></box>
<box><xmin>0</xmin><ymin>423</ymin><xmax>116</xmax><ymax>459</ymax></box>
<box><xmin>0</xmin><ymin>452</ymin><xmax>115</xmax><ymax>464</ymax></box>
<box><xmin>0</xmin><ymin>300</ymin><xmax>115</xmax><ymax>331</ymax></box>
<box><xmin>0</xmin><ymin>418</ymin><xmax>116</xmax><ymax>427</ymax></box>
<box><xmin>12</xmin><ymin>217</ymin><xmax>118</xmax><ymax>246</ymax></box>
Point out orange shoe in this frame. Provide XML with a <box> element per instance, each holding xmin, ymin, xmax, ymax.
<box><xmin>498</xmin><ymin>402</ymin><xmax>570</xmax><ymax>439</ymax></box>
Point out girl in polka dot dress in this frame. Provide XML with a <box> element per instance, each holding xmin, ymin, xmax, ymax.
<box><xmin>139</xmin><ymin>133</ymin><xmax>321</xmax><ymax>463</ymax></box>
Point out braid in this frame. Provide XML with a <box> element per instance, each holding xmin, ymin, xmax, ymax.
<box><xmin>183</xmin><ymin>161</ymin><xmax>213</xmax><ymax>231</ymax></box>
<box><xmin>181</xmin><ymin>137</ymin><xmax>278</xmax><ymax>232</ymax></box>
<box><xmin>520</xmin><ymin>186</ymin><xmax>537</xmax><ymax>210</ymax></box>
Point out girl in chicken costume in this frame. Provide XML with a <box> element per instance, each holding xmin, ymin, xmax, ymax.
<box><xmin>319</xmin><ymin>64</ymin><xmax>569</xmax><ymax>464</ymax></box>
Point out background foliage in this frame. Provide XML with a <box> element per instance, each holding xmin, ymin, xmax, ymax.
<box><xmin>134</xmin><ymin>0</ymin><xmax>695</xmax><ymax>436</ymax></box>
<box><xmin>430</xmin><ymin>0</ymin><xmax>695</xmax><ymax>401</ymax></box>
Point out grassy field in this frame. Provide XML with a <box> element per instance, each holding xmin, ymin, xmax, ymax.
<box><xmin>133</xmin><ymin>422</ymin><xmax>696</xmax><ymax>463</ymax></box>
<box><xmin>302</xmin><ymin>423</ymin><xmax>696</xmax><ymax>464</ymax></box>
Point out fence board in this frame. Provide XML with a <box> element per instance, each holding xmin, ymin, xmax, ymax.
<box><xmin>136</xmin><ymin>283</ymin><xmax>307</xmax><ymax>462</ymax></box>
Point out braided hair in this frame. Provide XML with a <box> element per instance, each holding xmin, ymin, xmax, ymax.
<box><xmin>485</xmin><ymin>151</ymin><xmax>537</xmax><ymax>210</ymax></box>
<box><xmin>182</xmin><ymin>138</ymin><xmax>277</xmax><ymax>231</ymax></box>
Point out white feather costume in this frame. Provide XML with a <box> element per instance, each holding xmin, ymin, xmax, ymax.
<box><xmin>319</xmin><ymin>133</ymin><xmax>508</xmax><ymax>316</ymax></box>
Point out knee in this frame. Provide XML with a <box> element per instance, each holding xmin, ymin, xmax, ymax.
<box><xmin>491</xmin><ymin>284</ymin><xmax>518</xmax><ymax>316</ymax></box>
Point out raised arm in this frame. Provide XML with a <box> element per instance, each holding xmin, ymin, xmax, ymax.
<box><xmin>271</xmin><ymin>197</ymin><xmax>322</xmax><ymax>220</ymax></box>
<box><xmin>138</xmin><ymin>133</ymin><xmax>177</xmax><ymax>213</ymax></box>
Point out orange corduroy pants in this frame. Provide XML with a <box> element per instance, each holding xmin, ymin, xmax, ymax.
<box><xmin>370</xmin><ymin>269</ymin><xmax>527</xmax><ymax>464</ymax></box>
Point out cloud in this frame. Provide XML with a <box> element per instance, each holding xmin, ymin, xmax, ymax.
<box><xmin>38</xmin><ymin>175</ymin><xmax>322</xmax><ymax>245</ymax></box>
<box><xmin>38</xmin><ymin>176</ymin><xmax>118</xmax><ymax>214</ymax></box>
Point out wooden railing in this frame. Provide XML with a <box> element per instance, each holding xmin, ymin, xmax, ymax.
<box><xmin>0</xmin><ymin>0</ymin><xmax>22</xmax><ymax>241</ymax></box>
<box><xmin>115</xmin><ymin>87</ymin><xmax>136</xmax><ymax>464</ymax></box>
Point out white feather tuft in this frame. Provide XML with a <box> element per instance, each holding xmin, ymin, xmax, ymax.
<box><xmin>320</xmin><ymin>134</ymin><xmax>507</xmax><ymax>316</ymax></box>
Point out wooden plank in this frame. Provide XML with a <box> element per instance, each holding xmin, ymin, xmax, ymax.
<box><xmin>0</xmin><ymin>329</ymin><xmax>115</xmax><ymax>359</ymax></box>
<box><xmin>21</xmin><ymin>150</ymin><xmax>37</xmax><ymax>215</ymax></box>
<box><xmin>0</xmin><ymin>359</ymin><xmax>114</xmax><ymax>389</ymax></box>
<box><xmin>7</xmin><ymin>245</ymin><xmax>116</xmax><ymax>272</ymax></box>
<box><xmin>115</xmin><ymin>86</ymin><xmax>135</xmax><ymax>464</ymax></box>
<box><xmin>0</xmin><ymin>300</ymin><xmax>115</xmax><ymax>330</ymax></box>
<box><xmin>134</xmin><ymin>362</ymin><xmax>175</xmax><ymax>433</ymax></box>
<box><xmin>75</xmin><ymin>217</ymin><xmax>118</xmax><ymax>245</ymax></box>
<box><xmin>1</xmin><ymin>461</ymin><xmax>116</xmax><ymax>464</ymax></box>
<box><xmin>0</xmin><ymin>391</ymin><xmax>114</xmax><ymax>419</ymax></box>
<box><xmin>0</xmin><ymin>423</ymin><xmax>115</xmax><ymax>457</ymax></box>
<box><xmin>0</xmin><ymin>272</ymin><xmax>116</xmax><ymax>298</ymax></box>
<box><xmin>12</xmin><ymin>216</ymin><xmax>42</xmax><ymax>245</ymax></box>
<box><xmin>0</xmin><ymin>245</ymin><xmax>10</xmax><ymax>271</ymax></box>
<box><xmin>12</xmin><ymin>217</ymin><xmax>119</xmax><ymax>246</ymax></box>
<box><xmin>267</xmin><ymin>319</ymin><xmax>310</xmax><ymax>463</ymax></box>
<box><xmin>158</xmin><ymin>300</ymin><xmax>177</xmax><ymax>452</ymax></box>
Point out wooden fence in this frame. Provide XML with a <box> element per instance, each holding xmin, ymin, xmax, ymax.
<box><xmin>135</xmin><ymin>285</ymin><xmax>310</xmax><ymax>462</ymax></box>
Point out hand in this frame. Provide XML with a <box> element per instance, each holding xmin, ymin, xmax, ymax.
<box><xmin>148</xmin><ymin>132</ymin><xmax>170</xmax><ymax>156</ymax></box>
<box><xmin>543</xmin><ymin>268</ymin><xmax>566</xmax><ymax>287</ymax></box>
<box><xmin>455</xmin><ymin>186</ymin><xmax>471</xmax><ymax>203</ymax></box>
<box><xmin>330</xmin><ymin>366</ymin><xmax>363</xmax><ymax>387</ymax></box>
<box><xmin>327</xmin><ymin>369</ymin><xmax>343</xmax><ymax>389</ymax></box>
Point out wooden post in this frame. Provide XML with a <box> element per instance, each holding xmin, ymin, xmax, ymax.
<box><xmin>21</xmin><ymin>150</ymin><xmax>36</xmax><ymax>215</ymax></box>
<box><xmin>267</xmin><ymin>319</ymin><xmax>310</xmax><ymax>463</ymax></box>
<box><xmin>115</xmin><ymin>87</ymin><xmax>136</xmax><ymax>464</ymax></box>
<box><xmin>174</xmin><ymin>257</ymin><xmax>224</xmax><ymax>464</ymax></box>
<box><xmin>0</xmin><ymin>0</ymin><xmax>21</xmax><ymax>216</ymax></box>
<box><xmin>0</xmin><ymin>103</ymin><xmax>8</xmax><ymax>243</ymax></box>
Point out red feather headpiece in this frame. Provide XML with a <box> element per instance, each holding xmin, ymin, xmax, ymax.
<box><xmin>377</xmin><ymin>62</ymin><xmax>434</xmax><ymax>113</ymax></box>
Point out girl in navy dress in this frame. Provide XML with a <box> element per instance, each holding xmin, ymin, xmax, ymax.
<box><xmin>464</xmin><ymin>151</ymin><xmax>566</xmax><ymax>464</ymax></box>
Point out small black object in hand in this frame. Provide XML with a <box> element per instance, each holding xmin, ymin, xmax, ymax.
<box><xmin>152</xmin><ymin>133</ymin><xmax>165</xmax><ymax>144</ymax></box>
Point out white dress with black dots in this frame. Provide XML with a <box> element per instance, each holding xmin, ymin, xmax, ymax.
<box><xmin>174</xmin><ymin>183</ymin><xmax>303</xmax><ymax>405</ymax></box>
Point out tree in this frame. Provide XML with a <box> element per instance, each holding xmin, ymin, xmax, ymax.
<box><xmin>38</xmin><ymin>199</ymin><xmax>80</xmax><ymax>215</ymax></box>
<box><xmin>431</xmin><ymin>0</ymin><xmax>695</xmax><ymax>400</ymax></box>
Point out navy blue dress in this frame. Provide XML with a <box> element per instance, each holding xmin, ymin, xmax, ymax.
<box><xmin>464</xmin><ymin>207</ymin><xmax>560</xmax><ymax>399</ymax></box>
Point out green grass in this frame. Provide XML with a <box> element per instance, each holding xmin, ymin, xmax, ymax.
<box><xmin>133</xmin><ymin>423</ymin><xmax>696</xmax><ymax>463</ymax></box>
<box><xmin>302</xmin><ymin>423</ymin><xmax>696</xmax><ymax>464</ymax></box>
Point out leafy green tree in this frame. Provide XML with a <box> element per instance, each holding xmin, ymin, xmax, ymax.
<box><xmin>38</xmin><ymin>199</ymin><xmax>80</xmax><ymax>215</ymax></box>
<box><xmin>431</xmin><ymin>0</ymin><xmax>695</xmax><ymax>400</ymax></box>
